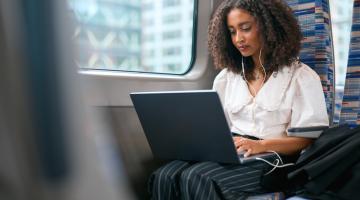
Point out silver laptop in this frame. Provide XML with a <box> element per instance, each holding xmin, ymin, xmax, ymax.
<box><xmin>130</xmin><ymin>90</ymin><xmax>275</xmax><ymax>164</ymax></box>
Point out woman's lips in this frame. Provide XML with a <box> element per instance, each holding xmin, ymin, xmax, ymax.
<box><xmin>238</xmin><ymin>45</ymin><xmax>249</xmax><ymax>51</ymax></box>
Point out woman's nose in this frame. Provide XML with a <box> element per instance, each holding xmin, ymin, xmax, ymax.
<box><xmin>235</xmin><ymin>32</ymin><xmax>244</xmax><ymax>43</ymax></box>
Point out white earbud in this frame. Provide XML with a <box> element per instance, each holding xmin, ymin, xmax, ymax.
<box><xmin>241</xmin><ymin>47</ymin><xmax>267</xmax><ymax>97</ymax></box>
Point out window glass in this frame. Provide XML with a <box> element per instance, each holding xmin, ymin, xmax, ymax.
<box><xmin>162</xmin><ymin>30</ymin><xmax>181</xmax><ymax>40</ymax></box>
<box><xmin>329</xmin><ymin>0</ymin><xmax>354</xmax><ymax>123</ymax></box>
<box><xmin>163</xmin><ymin>14</ymin><xmax>181</xmax><ymax>24</ymax></box>
<box><xmin>67</xmin><ymin>0</ymin><xmax>196</xmax><ymax>74</ymax></box>
<box><xmin>163</xmin><ymin>0</ymin><xmax>181</xmax><ymax>7</ymax></box>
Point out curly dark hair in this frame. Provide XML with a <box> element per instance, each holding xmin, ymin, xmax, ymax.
<box><xmin>208</xmin><ymin>0</ymin><xmax>302</xmax><ymax>80</ymax></box>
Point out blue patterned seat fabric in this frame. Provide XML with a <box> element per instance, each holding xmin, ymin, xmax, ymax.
<box><xmin>340</xmin><ymin>0</ymin><xmax>360</xmax><ymax>128</ymax></box>
<box><xmin>287</xmin><ymin>0</ymin><xmax>335</xmax><ymax>124</ymax></box>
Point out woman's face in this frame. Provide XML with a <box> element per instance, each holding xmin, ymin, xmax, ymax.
<box><xmin>227</xmin><ymin>8</ymin><xmax>262</xmax><ymax>59</ymax></box>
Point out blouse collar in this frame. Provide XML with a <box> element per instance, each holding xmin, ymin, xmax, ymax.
<box><xmin>229</xmin><ymin>62</ymin><xmax>296</xmax><ymax>112</ymax></box>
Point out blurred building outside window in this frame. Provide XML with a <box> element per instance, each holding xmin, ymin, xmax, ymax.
<box><xmin>67</xmin><ymin>0</ymin><xmax>195</xmax><ymax>74</ymax></box>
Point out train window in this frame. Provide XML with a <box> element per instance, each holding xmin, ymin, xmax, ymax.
<box><xmin>329</xmin><ymin>0</ymin><xmax>354</xmax><ymax>123</ymax></box>
<box><xmin>163</xmin><ymin>0</ymin><xmax>181</xmax><ymax>7</ymax></box>
<box><xmin>67</xmin><ymin>0</ymin><xmax>196</xmax><ymax>74</ymax></box>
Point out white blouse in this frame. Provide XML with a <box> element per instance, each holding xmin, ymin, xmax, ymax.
<box><xmin>212</xmin><ymin>61</ymin><xmax>329</xmax><ymax>139</ymax></box>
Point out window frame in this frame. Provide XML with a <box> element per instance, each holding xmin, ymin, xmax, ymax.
<box><xmin>78</xmin><ymin>0</ymin><xmax>219</xmax><ymax>107</ymax></box>
<box><xmin>74</xmin><ymin>0</ymin><xmax>198</xmax><ymax>75</ymax></box>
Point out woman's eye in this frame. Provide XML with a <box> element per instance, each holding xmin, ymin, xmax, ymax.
<box><xmin>229</xmin><ymin>30</ymin><xmax>236</xmax><ymax>35</ymax></box>
<box><xmin>241</xmin><ymin>26</ymin><xmax>251</xmax><ymax>31</ymax></box>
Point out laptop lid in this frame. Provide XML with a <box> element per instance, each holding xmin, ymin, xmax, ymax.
<box><xmin>130</xmin><ymin>90</ymin><xmax>241</xmax><ymax>164</ymax></box>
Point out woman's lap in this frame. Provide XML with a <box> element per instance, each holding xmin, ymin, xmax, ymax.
<box><xmin>180</xmin><ymin>161</ymin><xmax>269</xmax><ymax>200</ymax></box>
<box><xmin>150</xmin><ymin>159</ymin><xmax>274</xmax><ymax>200</ymax></box>
<box><xmin>149</xmin><ymin>160</ymin><xmax>192</xmax><ymax>200</ymax></box>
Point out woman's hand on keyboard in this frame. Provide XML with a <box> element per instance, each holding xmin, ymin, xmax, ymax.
<box><xmin>233</xmin><ymin>137</ymin><xmax>265</xmax><ymax>157</ymax></box>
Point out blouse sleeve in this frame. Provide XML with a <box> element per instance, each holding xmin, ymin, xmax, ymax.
<box><xmin>289</xmin><ymin>65</ymin><xmax>329</xmax><ymax>132</ymax></box>
<box><xmin>212</xmin><ymin>69</ymin><xmax>228</xmax><ymax>103</ymax></box>
<box><xmin>212</xmin><ymin>69</ymin><xmax>232</xmax><ymax>128</ymax></box>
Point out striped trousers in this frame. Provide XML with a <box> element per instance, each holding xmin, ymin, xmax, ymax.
<box><xmin>149</xmin><ymin>159</ymin><xmax>276</xmax><ymax>200</ymax></box>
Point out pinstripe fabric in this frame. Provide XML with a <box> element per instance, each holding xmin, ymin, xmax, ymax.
<box><xmin>149</xmin><ymin>161</ymin><xmax>192</xmax><ymax>200</ymax></box>
<box><xmin>340</xmin><ymin>0</ymin><xmax>360</xmax><ymax>128</ymax></box>
<box><xmin>149</xmin><ymin>159</ymin><xmax>277</xmax><ymax>200</ymax></box>
<box><xmin>286</xmin><ymin>0</ymin><xmax>335</xmax><ymax>124</ymax></box>
<box><xmin>180</xmin><ymin>162</ymin><xmax>267</xmax><ymax>200</ymax></box>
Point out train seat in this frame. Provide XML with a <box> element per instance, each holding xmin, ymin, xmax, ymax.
<box><xmin>339</xmin><ymin>0</ymin><xmax>360</xmax><ymax>128</ymax></box>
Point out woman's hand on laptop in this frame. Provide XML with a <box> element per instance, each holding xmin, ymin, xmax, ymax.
<box><xmin>233</xmin><ymin>137</ymin><xmax>265</xmax><ymax>157</ymax></box>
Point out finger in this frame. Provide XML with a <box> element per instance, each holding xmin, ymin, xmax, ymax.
<box><xmin>233</xmin><ymin>137</ymin><xmax>239</xmax><ymax>144</ymax></box>
<box><xmin>234</xmin><ymin>139</ymin><xmax>244</xmax><ymax>147</ymax></box>
<box><xmin>234</xmin><ymin>141</ymin><xmax>240</xmax><ymax>148</ymax></box>
<box><xmin>237</xmin><ymin>146</ymin><xmax>245</xmax><ymax>152</ymax></box>
<box><xmin>236</xmin><ymin>141</ymin><xmax>240</xmax><ymax>148</ymax></box>
<box><xmin>234</xmin><ymin>138</ymin><xmax>240</xmax><ymax>143</ymax></box>
<box><xmin>244</xmin><ymin>149</ymin><xmax>252</xmax><ymax>157</ymax></box>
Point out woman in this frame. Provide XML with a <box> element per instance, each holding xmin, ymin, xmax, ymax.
<box><xmin>149</xmin><ymin>0</ymin><xmax>329</xmax><ymax>199</ymax></box>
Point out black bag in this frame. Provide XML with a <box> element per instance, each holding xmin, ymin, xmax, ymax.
<box><xmin>287</xmin><ymin>124</ymin><xmax>360</xmax><ymax>199</ymax></box>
